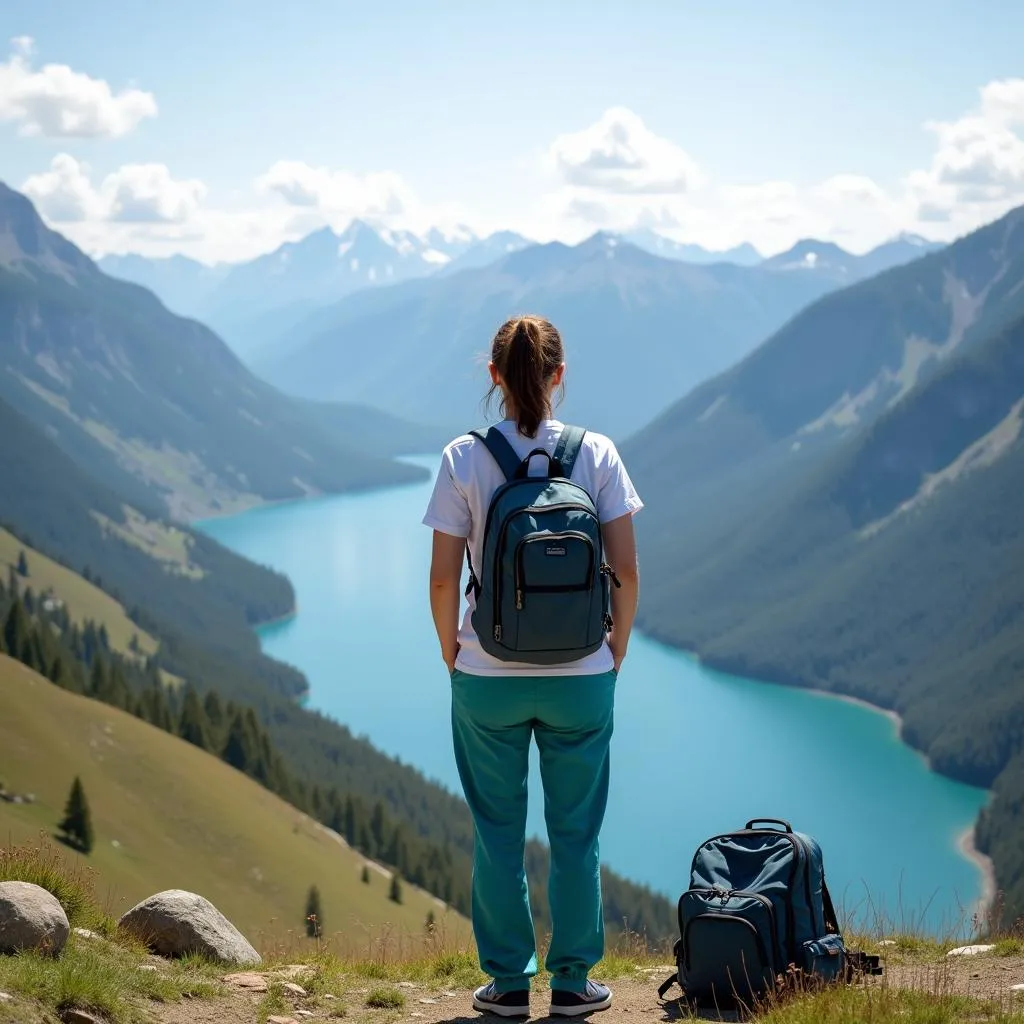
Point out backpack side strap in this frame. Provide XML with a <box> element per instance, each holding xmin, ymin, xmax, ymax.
<box><xmin>552</xmin><ymin>425</ymin><xmax>587</xmax><ymax>479</ymax></box>
<box><xmin>469</xmin><ymin>428</ymin><xmax>522</xmax><ymax>481</ymax></box>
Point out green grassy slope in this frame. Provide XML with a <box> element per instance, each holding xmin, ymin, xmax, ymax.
<box><xmin>0</xmin><ymin>655</ymin><xmax>462</xmax><ymax>944</ymax></box>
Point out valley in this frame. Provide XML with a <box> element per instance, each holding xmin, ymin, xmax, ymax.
<box><xmin>1</xmin><ymin>175</ymin><xmax>1022</xmax><ymax>961</ymax></box>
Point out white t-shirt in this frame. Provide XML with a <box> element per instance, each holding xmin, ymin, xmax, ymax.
<box><xmin>422</xmin><ymin>418</ymin><xmax>643</xmax><ymax>676</ymax></box>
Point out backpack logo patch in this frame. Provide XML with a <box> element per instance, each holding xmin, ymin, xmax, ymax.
<box><xmin>545</xmin><ymin>545</ymin><xmax>567</xmax><ymax>557</ymax></box>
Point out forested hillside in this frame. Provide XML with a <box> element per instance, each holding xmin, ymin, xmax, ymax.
<box><xmin>630</xmin><ymin>304</ymin><xmax>1024</xmax><ymax>923</ymax></box>
<box><xmin>624</xmin><ymin>202</ymin><xmax>1024</xmax><ymax>522</ymax></box>
<box><xmin>0</xmin><ymin>183</ymin><xmax>425</xmax><ymax>521</ymax></box>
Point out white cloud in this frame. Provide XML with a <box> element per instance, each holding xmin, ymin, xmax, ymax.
<box><xmin>257</xmin><ymin>160</ymin><xmax>415</xmax><ymax>221</ymax></box>
<box><xmin>103</xmin><ymin>164</ymin><xmax>206</xmax><ymax>223</ymax></box>
<box><xmin>548</xmin><ymin>106</ymin><xmax>704</xmax><ymax>194</ymax></box>
<box><xmin>0</xmin><ymin>38</ymin><xmax>156</xmax><ymax>138</ymax></box>
<box><xmin>22</xmin><ymin>155</ymin><xmax>205</xmax><ymax>226</ymax></box>
<box><xmin>22</xmin><ymin>153</ymin><xmax>104</xmax><ymax>221</ymax></box>
<box><xmin>907</xmin><ymin>78</ymin><xmax>1024</xmax><ymax>226</ymax></box>
<box><xmin>814</xmin><ymin>174</ymin><xmax>887</xmax><ymax>205</ymax></box>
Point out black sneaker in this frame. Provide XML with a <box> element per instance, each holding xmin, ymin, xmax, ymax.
<box><xmin>549</xmin><ymin>981</ymin><xmax>613</xmax><ymax>1016</ymax></box>
<box><xmin>472</xmin><ymin>981</ymin><xmax>531</xmax><ymax>1017</ymax></box>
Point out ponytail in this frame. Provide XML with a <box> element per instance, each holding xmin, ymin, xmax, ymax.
<box><xmin>487</xmin><ymin>316</ymin><xmax>564</xmax><ymax>438</ymax></box>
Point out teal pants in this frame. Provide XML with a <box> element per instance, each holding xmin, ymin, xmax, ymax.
<box><xmin>450</xmin><ymin>668</ymin><xmax>616</xmax><ymax>993</ymax></box>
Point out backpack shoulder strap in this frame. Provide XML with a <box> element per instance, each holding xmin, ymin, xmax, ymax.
<box><xmin>469</xmin><ymin>427</ymin><xmax>522</xmax><ymax>482</ymax></box>
<box><xmin>552</xmin><ymin>425</ymin><xmax>587</xmax><ymax>479</ymax></box>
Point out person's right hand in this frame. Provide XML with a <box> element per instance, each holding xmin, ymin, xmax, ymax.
<box><xmin>608</xmin><ymin>631</ymin><xmax>627</xmax><ymax>674</ymax></box>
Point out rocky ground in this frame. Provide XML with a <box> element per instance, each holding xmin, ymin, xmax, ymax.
<box><xmin>3</xmin><ymin>947</ymin><xmax>1019</xmax><ymax>1024</ymax></box>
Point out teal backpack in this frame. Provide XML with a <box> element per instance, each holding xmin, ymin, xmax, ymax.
<box><xmin>659</xmin><ymin>818</ymin><xmax>881</xmax><ymax>1011</ymax></box>
<box><xmin>465</xmin><ymin>425</ymin><xmax>620</xmax><ymax>665</ymax></box>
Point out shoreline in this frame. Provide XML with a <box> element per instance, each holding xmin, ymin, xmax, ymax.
<box><xmin>958</xmin><ymin>825</ymin><xmax>998</xmax><ymax>928</ymax></box>
<box><xmin>802</xmin><ymin>686</ymin><xmax>995</xmax><ymax>925</ymax></box>
<box><xmin>807</xmin><ymin>686</ymin><xmax>997</xmax><ymax>925</ymax></box>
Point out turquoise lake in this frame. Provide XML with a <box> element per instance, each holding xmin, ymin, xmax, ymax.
<box><xmin>198</xmin><ymin>454</ymin><xmax>989</xmax><ymax>935</ymax></box>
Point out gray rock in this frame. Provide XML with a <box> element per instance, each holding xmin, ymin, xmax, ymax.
<box><xmin>118</xmin><ymin>890</ymin><xmax>260</xmax><ymax>965</ymax></box>
<box><xmin>947</xmin><ymin>944</ymin><xmax>996</xmax><ymax>957</ymax></box>
<box><xmin>61</xmin><ymin>1011</ymin><xmax>104</xmax><ymax>1024</ymax></box>
<box><xmin>0</xmin><ymin>881</ymin><xmax>70</xmax><ymax>956</ymax></box>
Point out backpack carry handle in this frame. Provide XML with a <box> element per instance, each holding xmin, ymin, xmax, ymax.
<box><xmin>514</xmin><ymin>448</ymin><xmax>565</xmax><ymax>479</ymax></box>
<box><xmin>745</xmin><ymin>818</ymin><xmax>793</xmax><ymax>833</ymax></box>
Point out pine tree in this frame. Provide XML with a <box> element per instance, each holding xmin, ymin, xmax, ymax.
<box><xmin>305</xmin><ymin>885</ymin><xmax>323</xmax><ymax>938</ymax></box>
<box><xmin>3</xmin><ymin>598</ymin><xmax>30</xmax><ymax>663</ymax></box>
<box><xmin>16</xmin><ymin>550</ymin><xmax>28</xmax><ymax>578</ymax></box>
<box><xmin>370</xmin><ymin>801</ymin><xmax>386</xmax><ymax>856</ymax></box>
<box><xmin>425</xmin><ymin>910</ymin><xmax>436</xmax><ymax>932</ymax></box>
<box><xmin>388</xmin><ymin>872</ymin><xmax>403</xmax><ymax>905</ymax></box>
<box><xmin>222</xmin><ymin>711</ymin><xmax>252</xmax><ymax>773</ymax></box>
<box><xmin>58</xmin><ymin>776</ymin><xmax>94</xmax><ymax>854</ymax></box>
<box><xmin>88</xmin><ymin>657</ymin><xmax>110</xmax><ymax>700</ymax></box>
<box><xmin>203</xmin><ymin>690</ymin><xmax>224</xmax><ymax>739</ymax></box>
<box><xmin>344</xmin><ymin>795</ymin><xmax>356</xmax><ymax>845</ymax></box>
<box><xmin>361</xmin><ymin>865</ymin><xmax>371</xmax><ymax>885</ymax></box>
<box><xmin>178</xmin><ymin>686</ymin><xmax>210</xmax><ymax>750</ymax></box>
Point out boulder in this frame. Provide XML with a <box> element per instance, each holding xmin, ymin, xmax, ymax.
<box><xmin>947</xmin><ymin>944</ymin><xmax>996</xmax><ymax>957</ymax></box>
<box><xmin>0</xmin><ymin>881</ymin><xmax>70</xmax><ymax>956</ymax></box>
<box><xmin>118</xmin><ymin>890</ymin><xmax>260</xmax><ymax>965</ymax></box>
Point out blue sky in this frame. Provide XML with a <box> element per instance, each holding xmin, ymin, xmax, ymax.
<box><xmin>3</xmin><ymin>0</ymin><xmax>1024</xmax><ymax>261</ymax></box>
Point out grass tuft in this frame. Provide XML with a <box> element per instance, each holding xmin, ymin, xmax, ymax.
<box><xmin>0</xmin><ymin>934</ymin><xmax>219</xmax><ymax>1024</ymax></box>
<box><xmin>365</xmin><ymin>985</ymin><xmax>405</xmax><ymax>1009</ymax></box>
<box><xmin>0</xmin><ymin>835</ymin><xmax>108</xmax><ymax>931</ymax></box>
<box><xmin>754</xmin><ymin>984</ymin><xmax>1024</xmax><ymax>1023</ymax></box>
<box><xmin>995</xmin><ymin>937</ymin><xmax>1024</xmax><ymax>957</ymax></box>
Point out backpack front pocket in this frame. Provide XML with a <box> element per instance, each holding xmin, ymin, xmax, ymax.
<box><xmin>679</xmin><ymin>889</ymin><xmax>779</xmax><ymax>1007</ymax></box>
<box><xmin>509</xmin><ymin>531</ymin><xmax>599</xmax><ymax>652</ymax></box>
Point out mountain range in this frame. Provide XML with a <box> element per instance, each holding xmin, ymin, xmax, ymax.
<box><xmin>97</xmin><ymin>220</ymin><xmax>942</xmax><ymax>373</ymax></box>
<box><xmin>248</xmin><ymin>233</ymin><xmax>871</xmax><ymax>439</ymax></box>
<box><xmin>621</xmin><ymin>203</ymin><xmax>1024</xmax><ymax>923</ymax></box>
<box><xmin>0</xmin><ymin>183</ymin><xmax>431</xmax><ymax>522</ymax></box>
<box><xmin>98</xmin><ymin>223</ymin><xmax>533</xmax><ymax>359</ymax></box>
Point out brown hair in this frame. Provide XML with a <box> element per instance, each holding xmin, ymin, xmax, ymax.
<box><xmin>486</xmin><ymin>315</ymin><xmax>565</xmax><ymax>438</ymax></box>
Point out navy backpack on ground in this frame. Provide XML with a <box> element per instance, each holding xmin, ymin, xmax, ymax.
<box><xmin>465</xmin><ymin>424</ymin><xmax>620</xmax><ymax>665</ymax></box>
<box><xmin>659</xmin><ymin>818</ymin><xmax>880</xmax><ymax>1010</ymax></box>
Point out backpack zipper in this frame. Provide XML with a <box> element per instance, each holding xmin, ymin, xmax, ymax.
<box><xmin>513</xmin><ymin>531</ymin><xmax>595</xmax><ymax>609</ymax></box>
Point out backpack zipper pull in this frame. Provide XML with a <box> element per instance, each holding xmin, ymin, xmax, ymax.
<box><xmin>515</xmin><ymin>588</ymin><xmax>523</xmax><ymax>610</ymax></box>
<box><xmin>600</xmin><ymin>563</ymin><xmax>622</xmax><ymax>589</ymax></box>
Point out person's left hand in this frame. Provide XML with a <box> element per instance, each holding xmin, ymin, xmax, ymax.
<box><xmin>443</xmin><ymin>644</ymin><xmax>461</xmax><ymax>674</ymax></box>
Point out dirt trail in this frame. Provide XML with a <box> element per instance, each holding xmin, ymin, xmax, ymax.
<box><xmin>150</xmin><ymin>954</ymin><xmax>1024</xmax><ymax>1024</ymax></box>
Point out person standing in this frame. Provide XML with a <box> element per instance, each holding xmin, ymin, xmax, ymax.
<box><xmin>423</xmin><ymin>315</ymin><xmax>642</xmax><ymax>1017</ymax></box>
